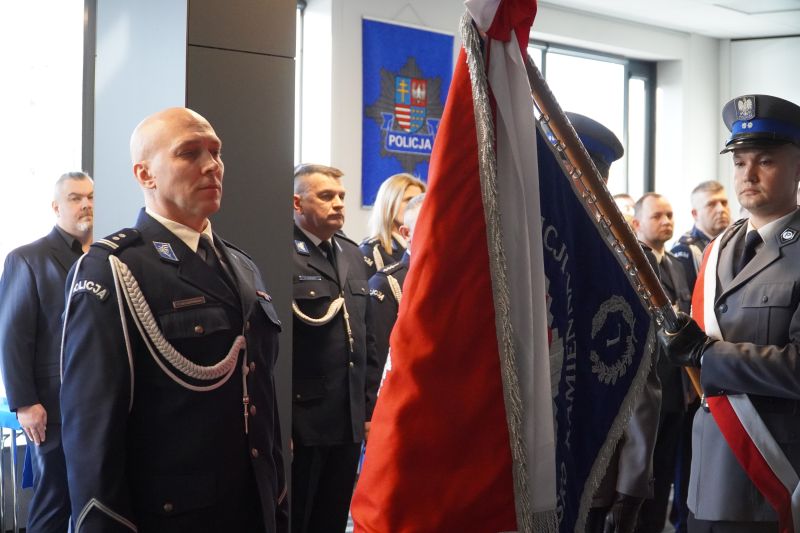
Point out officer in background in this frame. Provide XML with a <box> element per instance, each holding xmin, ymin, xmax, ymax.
<box><xmin>562</xmin><ymin>113</ymin><xmax>661</xmax><ymax>533</ymax></box>
<box><xmin>368</xmin><ymin>192</ymin><xmax>425</xmax><ymax>378</ymax></box>
<box><xmin>0</xmin><ymin>171</ymin><xmax>93</xmax><ymax>533</ymax></box>
<box><xmin>667</xmin><ymin>180</ymin><xmax>730</xmax><ymax>533</ymax></box>
<box><xmin>661</xmin><ymin>94</ymin><xmax>800</xmax><ymax>533</ymax></box>
<box><xmin>291</xmin><ymin>164</ymin><xmax>380</xmax><ymax>533</ymax></box>
<box><xmin>60</xmin><ymin>108</ymin><xmax>287</xmax><ymax>532</ymax></box>
<box><xmin>631</xmin><ymin>193</ymin><xmax>693</xmax><ymax>533</ymax></box>
<box><xmin>671</xmin><ymin>180</ymin><xmax>731</xmax><ymax>289</ymax></box>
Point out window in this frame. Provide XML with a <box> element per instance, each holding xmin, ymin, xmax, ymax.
<box><xmin>0</xmin><ymin>1</ymin><xmax>85</xmax><ymax>274</ymax></box>
<box><xmin>527</xmin><ymin>42</ymin><xmax>656</xmax><ymax>196</ymax></box>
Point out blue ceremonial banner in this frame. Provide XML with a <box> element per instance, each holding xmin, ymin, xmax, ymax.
<box><xmin>361</xmin><ymin>19</ymin><xmax>453</xmax><ymax>206</ymax></box>
<box><xmin>537</xmin><ymin>131</ymin><xmax>656</xmax><ymax>532</ymax></box>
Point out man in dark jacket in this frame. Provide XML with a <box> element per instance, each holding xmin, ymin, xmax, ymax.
<box><xmin>291</xmin><ymin>164</ymin><xmax>380</xmax><ymax>533</ymax></box>
<box><xmin>0</xmin><ymin>171</ymin><xmax>93</xmax><ymax>533</ymax></box>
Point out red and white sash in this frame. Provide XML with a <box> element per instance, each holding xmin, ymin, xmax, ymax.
<box><xmin>693</xmin><ymin>235</ymin><xmax>800</xmax><ymax>533</ymax></box>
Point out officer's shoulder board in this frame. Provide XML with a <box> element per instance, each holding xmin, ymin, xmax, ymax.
<box><xmin>92</xmin><ymin>229</ymin><xmax>141</xmax><ymax>255</ymax></box>
<box><xmin>379</xmin><ymin>261</ymin><xmax>404</xmax><ymax>275</ymax></box>
<box><xmin>334</xmin><ymin>231</ymin><xmax>359</xmax><ymax>248</ymax></box>
<box><xmin>720</xmin><ymin>218</ymin><xmax>747</xmax><ymax>248</ymax></box>
<box><xmin>360</xmin><ymin>236</ymin><xmax>380</xmax><ymax>247</ymax></box>
<box><xmin>678</xmin><ymin>232</ymin><xmax>697</xmax><ymax>245</ymax></box>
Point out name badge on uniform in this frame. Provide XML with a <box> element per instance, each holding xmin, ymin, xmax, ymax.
<box><xmin>153</xmin><ymin>241</ymin><xmax>179</xmax><ymax>262</ymax></box>
<box><xmin>295</xmin><ymin>240</ymin><xmax>311</xmax><ymax>256</ymax></box>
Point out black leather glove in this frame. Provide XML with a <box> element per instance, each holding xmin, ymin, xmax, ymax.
<box><xmin>657</xmin><ymin>312</ymin><xmax>715</xmax><ymax>367</ymax></box>
<box><xmin>602</xmin><ymin>493</ymin><xmax>643</xmax><ymax>533</ymax></box>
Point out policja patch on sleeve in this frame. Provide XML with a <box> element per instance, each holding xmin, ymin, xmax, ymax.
<box><xmin>72</xmin><ymin>279</ymin><xmax>110</xmax><ymax>302</ymax></box>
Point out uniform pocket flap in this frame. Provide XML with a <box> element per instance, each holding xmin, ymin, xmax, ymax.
<box><xmin>293</xmin><ymin>377</ymin><xmax>326</xmax><ymax>402</ymax></box>
<box><xmin>158</xmin><ymin>305</ymin><xmax>231</xmax><ymax>339</ymax></box>
<box><xmin>348</xmin><ymin>279</ymin><xmax>368</xmax><ymax>297</ymax></box>
<box><xmin>741</xmin><ymin>281</ymin><xmax>794</xmax><ymax>308</ymax></box>
<box><xmin>137</xmin><ymin>472</ymin><xmax>216</xmax><ymax>515</ymax></box>
<box><xmin>293</xmin><ymin>280</ymin><xmax>332</xmax><ymax>300</ymax></box>
<box><xmin>258</xmin><ymin>299</ymin><xmax>282</xmax><ymax>331</ymax></box>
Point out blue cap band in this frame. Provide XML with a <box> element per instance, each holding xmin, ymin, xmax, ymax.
<box><xmin>579</xmin><ymin>135</ymin><xmax>617</xmax><ymax>166</ymax></box>
<box><xmin>730</xmin><ymin>117</ymin><xmax>800</xmax><ymax>143</ymax></box>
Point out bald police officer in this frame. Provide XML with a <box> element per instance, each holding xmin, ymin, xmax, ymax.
<box><xmin>60</xmin><ymin>108</ymin><xmax>287</xmax><ymax>532</ymax></box>
<box><xmin>661</xmin><ymin>94</ymin><xmax>800</xmax><ymax>533</ymax></box>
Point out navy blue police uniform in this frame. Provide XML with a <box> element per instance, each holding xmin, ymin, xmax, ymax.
<box><xmin>670</xmin><ymin>226</ymin><xmax>712</xmax><ymax>291</ymax></box>
<box><xmin>60</xmin><ymin>210</ymin><xmax>287</xmax><ymax>533</ymax></box>
<box><xmin>291</xmin><ymin>224</ymin><xmax>380</xmax><ymax>533</ymax></box>
<box><xmin>0</xmin><ymin>226</ymin><xmax>80</xmax><ymax>532</ymax></box>
<box><xmin>358</xmin><ymin>235</ymin><xmax>406</xmax><ymax>278</ymax></box>
<box><xmin>367</xmin><ymin>252</ymin><xmax>409</xmax><ymax>372</ymax></box>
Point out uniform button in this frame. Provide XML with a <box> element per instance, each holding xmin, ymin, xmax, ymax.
<box><xmin>349</xmin><ymin>361</ymin><xmax>354</xmax><ymax>368</ymax></box>
<box><xmin>309</xmin><ymin>290</ymin><xmax>316</xmax><ymax>297</ymax></box>
<box><xmin>295</xmin><ymin>394</ymin><xmax>301</xmax><ymax>400</ymax></box>
<box><xmin>194</xmin><ymin>325</ymin><xmax>204</xmax><ymax>334</ymax></box>
<box><xmin>251</xmin><ymin>448</ymin><xmax>259</xmax><ymax>458</ymax></box>
<box><xmin>762</xmin><ymin>295</ymin><xmax>769</xmax><ymax>303</ymax></box>
<box><xmin>249</xmin><ymin>405</ymin><xmax>257</xmax><ymax>416</ymax></box>
<box><xmin>163</xmin><ymin>502</ymin><xmax>174</xmax><ymax>513</ymax></box>
<box><xmin>718</xmin><ymin>304</ymin><xmax>727</xmax><ymax>313</ymax></box>
<box><xmin>249</xmin><ymin>362</ymin><xmax>256</xmax><ymax>373</ymax></box>
<box><xmin>245</xmin><ymin>320</ymin><xmax>251</xmax><ymax>332</ymax></box>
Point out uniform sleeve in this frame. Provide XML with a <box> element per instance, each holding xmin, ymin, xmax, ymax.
<box><xmin>702</xmin><ymin>328</ymin><xmax>800</xmax><ymax>400</ymax></box>
<box><xmin>615</xmin><ymin>352</ymin><xmax>662</xmax><ymax>497</ymax></box>
<box><xmin>60</xmin><ymin>255</ymin><xmax>137</xmax><ymax>532</ymax></box>
<box><xmin>363</xmin><ymin>270</ymin><xmax>383</xmax><ymax>421</ymax></box>
<box><xmin>0</xmin><ymin>252</ymin><xmax>41</xmax><ymax>410</ymax></box>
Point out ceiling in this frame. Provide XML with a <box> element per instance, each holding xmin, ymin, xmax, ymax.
<box><xmin>540</xmin><ymin>0</ymin><xmax>800</xmax><ymax>39</ymax></box>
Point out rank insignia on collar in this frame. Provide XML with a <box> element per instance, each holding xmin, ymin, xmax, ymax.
<box><xmin>780</xmin><ymin>228</ymin><xmax>798</xmax><ymax>244</ymax></box>
<box><xmin>364</xmin><ymin>256</ymin><xmax>374</xmax><ymax>266</ymax></box>
<box><xmin>153</xmin><ymin>241</ymin><xmax>179</xmax><ymax>262</ymax></box>
<box><xmin>295</xmin><ymin>240</ymin><xmax>311</xmax><ymax>256</ymax></box>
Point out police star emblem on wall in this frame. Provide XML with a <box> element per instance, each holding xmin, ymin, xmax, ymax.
<box><xmin>364</xmin><ymin>57</ymin><xmax>445</xmax><ymax>173</ymax></box>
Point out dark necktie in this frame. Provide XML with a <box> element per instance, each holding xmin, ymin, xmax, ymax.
<box><xmin>734</xmin><ymin>230</ymin><xmax>763</xmax><ymax>277</ymax></box>
<box><xmin>198</xmin><ymin>235</ymin><xmax>237</xmax><ymax>294</ymax></box>
<box><xmin>319</xmin><ymin>240</ymin><xmax>337</xmax><ymax>270</ymax></box>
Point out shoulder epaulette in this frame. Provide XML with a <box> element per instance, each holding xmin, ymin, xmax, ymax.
<box><xmin>220</xmin><ymin>238</ymin><xmax>253</xmax><ymax>261</ymax></box>
<box><xmin>379</xmin><ymin>261</ymin><xmax>404</xmax><ymax>275</ymax></box>
<box><xmin>334</xmin><ymin>231</ymin><xmax>358</xmax><ymax>247</ymax></box>
<box><xmin>360</xmin><ymin>236</ymin><xmax>380</xmax><ymax>247</ymax></box>
<box><xmin>677</xmin><ymin>232</ymin><xmax>696</xmax><ymax>245</ymax></box>
<box><xmin>92</xmin><ymin>229</ymin><xmax>141</xmax><ymax>255</ymax></box>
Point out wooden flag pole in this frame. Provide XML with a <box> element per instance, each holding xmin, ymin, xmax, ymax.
<box><xmin>524</xmin><ymin>57</ymin><xmax>702</xmax><ymax>397</ymax></box>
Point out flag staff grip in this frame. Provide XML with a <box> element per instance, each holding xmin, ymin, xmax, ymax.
<box><xmin>524</xmin><ymin>57</ymin><xmax>702</xmax><ymax>397</ymax></box>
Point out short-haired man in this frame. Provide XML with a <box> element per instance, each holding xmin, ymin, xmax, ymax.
<box><xmin>632</xmin><ymin>192</ymin><xmax>693</xmax><ymax>533</ymax></box>
<box><xmin>0</xmin><ymin>171</ymin><xmax>93</xmax><ymax>533</ymax></box>
<box><xmin>291</xmin><ymin>164</ymin><xmax>379</xmax><ymax>533</ymax></box>
<box><xmin>368</xmin><ymin>192</ymin><xmax>424</xmax><ymax>376</ymax></box>
<box><xmin>661</xmin><ymin>94</ymin><xmax>800</xmax><ymax>532</ymax></box>
<box><xmin>60</xmin><ymin>108</ymin><xmax>287</xmax><ymax>532</ymax></box>
<box><xmin>671</xmin><ymin>180</ymin><xmax>731</xmax><ymax>289</ymax></box>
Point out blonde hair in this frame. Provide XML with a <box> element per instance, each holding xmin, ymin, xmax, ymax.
<box><xmin>367</xmin><ymin>173</ymin><xmax>426</xmax><ymax>254</ymax></box>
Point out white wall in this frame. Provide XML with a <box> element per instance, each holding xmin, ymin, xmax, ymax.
<box><xmin>718</xmin><ymin>36</ymin><xmax>800</xmax><ymax>217</ymax></box>
<box><xmin>302</xmin><ymin>0</ymin><xmax>724</xmax><ymax>239</ymax></box>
